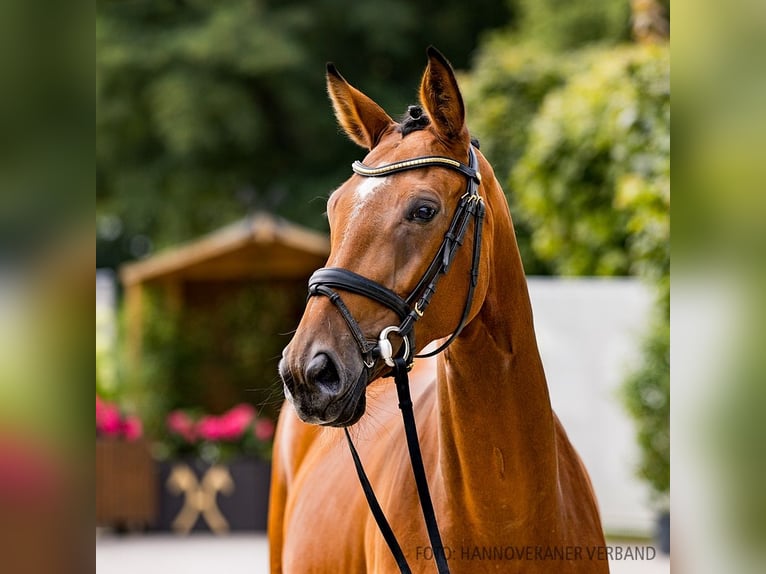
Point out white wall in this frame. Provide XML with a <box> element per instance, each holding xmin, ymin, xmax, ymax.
<box><xmin>527</xmin><ymin>277</ymin><xmax>656</xmax><ymax>536</ymax></box>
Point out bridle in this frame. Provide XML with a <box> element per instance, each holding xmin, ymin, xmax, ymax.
<box><xmin>306</xmin><ymin>144</ymin><xmax>485</xmax><ymax>574</ymax></box>
<box><xmin>308</xmin><ymin>145</ymin><xmax>484</xmax><ymax>373</ymax></box>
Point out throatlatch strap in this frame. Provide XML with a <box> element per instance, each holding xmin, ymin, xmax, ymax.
<box><xmin>344</xmin><ymin>428</ymin><xmax>411</xmax><ymax>574</ymax></box>
<box><xmin>393</xmin><ymin>357</ymin><xmax>451</xmax><ymax>574</ymax></box>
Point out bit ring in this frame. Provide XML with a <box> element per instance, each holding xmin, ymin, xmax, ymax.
<box><xmin>378</xmin><ymin>326</ymin><xmax>410</xmax><ymax>367</ymax></box>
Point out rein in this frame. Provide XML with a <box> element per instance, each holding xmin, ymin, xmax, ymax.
<box><xmin>307</xmin><ymin>145</ymin><xmax>485</xmax><ymax>574</ymax></box>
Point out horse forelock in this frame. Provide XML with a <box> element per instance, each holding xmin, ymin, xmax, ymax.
<box><xmin>396</xmin><ymin>105</ymin><xmax>482</xmax><ymax>152</ymax></box>
<box><xmin>397</xmin><ymin>105</ymin><xmax>431</xmax><ymax>137</ymax></box>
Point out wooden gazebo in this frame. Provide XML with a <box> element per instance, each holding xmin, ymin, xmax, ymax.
<box><xmin>98</xmin><ymin>213</ymin><xmax>329</xmax><ymax>532</ymax></box>
<box><xmin>120</xmin><ymin>212</ymin><xmax>329</xmax><ymax>363</ymax></box>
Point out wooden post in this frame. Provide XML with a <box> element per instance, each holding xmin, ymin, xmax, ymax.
<box><xmin>124</xmin><ymin>282</ymin><xmax>144</xmax><ymax>367</ymax></box>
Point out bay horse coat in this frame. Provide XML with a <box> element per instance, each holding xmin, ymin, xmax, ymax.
<box><xmin>269</xmin><ymin>47</ymin><xmax>609</xmax><ymax>573</ymax></box>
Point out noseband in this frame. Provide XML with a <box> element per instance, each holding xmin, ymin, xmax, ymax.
<box><xmin>305</xmin><ymin>145</ymin><xmax>484</xmax><ymax>574</ymax></box>
<box><xmin>308</xmin><ymin>145</ymin><xmax>485</xmax><ymax>372</ymax></box>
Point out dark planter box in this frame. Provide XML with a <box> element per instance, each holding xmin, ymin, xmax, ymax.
<box><xmin>656</xmin><ymin>511</ymin><xmax>670</xmax><ymax>554</ymax></box>
<box><xmin>155</xmin><ymin>457</ymin><xmax>271</xmax><ymax>533</ymax></box>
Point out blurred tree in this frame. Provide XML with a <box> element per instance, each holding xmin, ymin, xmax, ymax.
<box><xmin>512</xmin><ymin>45</ymin><xmax>669</xmax><ymax>278</ymax></box>
<box><xmin>462</xmin><ymin>40</ymin><xmax>577</xmax><ymax>274</ymax></box>
<box><xmin>621</xmin><ymin>283</ymin><xmax>669</xmax><ymax>505</ymax></box>
<box><xmin>513</xmin><ymin>0</ymin><xmax>632</xmax><ymax>51</ymax></box>
<box><xmin>96</xmin><ymin>0</ymin><xmax>515</xmax><ymax>268</ymax></box>
<box><xmin>461</xmin><ymin>1</ymin><xmax>660</xmax><ymax>273</ymax></box>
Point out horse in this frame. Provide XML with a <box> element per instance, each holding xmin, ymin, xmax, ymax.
<box><xmin>268</xmin><ymin>47</ymin><xmax>609</xmax><ymax>573</ymax></box>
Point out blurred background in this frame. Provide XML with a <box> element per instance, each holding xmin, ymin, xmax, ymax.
<box><xmin>92</xmin><ymin>0</ymin><xmax>673</xmax><ymax>572</ymax></box>
<box><xmin>25</xmin><ymin>0</ymin><xmax>766</xmax><ymax>573</ymax></box>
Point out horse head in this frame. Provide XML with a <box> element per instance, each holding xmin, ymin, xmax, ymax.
<box><xmin>279</xmin><ymin>47</ymin><xmax>492</xmax><ymax>427</ymax></box>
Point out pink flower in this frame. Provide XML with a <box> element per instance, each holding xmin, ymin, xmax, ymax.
<box><xmin>96</xmin><ymin>398</ymin><xmax>122</xmax><ymax>436</ymax></box>
<box><xmin>97</xmin><ymin>396</ymin><xmax>144</xmax><ymax>441</ymax></box>
<box><xmin>254</xmin><ymin>418</ymin><xmax>275</xmax><ymax>442</ymax></box>
<box><xmin>166</xmin><ymin>410</ymin><xmax>196</xmax><ymax>443</ymax></box>
<box><xmin>196</xmin><ymin>415</ymin><xmax>226</xmax><ymax>441</ymax></box>
<box><xmin>122</xmin><ymin>416</ymin><xmax>143</xmax><ymax>441</ymax></box>
<box><xmin>218</xmin><ymin>404</ymin><xmax>255</xmax><ymax>440</ymax></box>
<box><xmin>96</xmin><ymin>396</ymin><xmax>107</xmax><ymax>427</ymax></box>
<box><xmin>194</xmin><ymin>405</ymin><xmax>256</xmax><ymax>442</ymax></box>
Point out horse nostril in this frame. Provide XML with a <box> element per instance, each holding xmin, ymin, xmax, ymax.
<box><xmin>306</xmin><ymin>352</ymin><xmax>341</xmax><ymax>393</ymax></box>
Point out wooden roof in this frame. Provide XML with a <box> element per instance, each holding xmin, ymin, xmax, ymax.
<box><xmin>120</xmin><ymin>213</ymin><xmax>330</xmax><ymax>286</ymax></box>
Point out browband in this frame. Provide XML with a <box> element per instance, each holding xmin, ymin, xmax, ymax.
<box><xmin>352</xmin><ymin>155</ymin><xmax>481</xmax><ymax>184</ymax></box>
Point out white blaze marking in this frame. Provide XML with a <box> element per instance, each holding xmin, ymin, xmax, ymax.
<box><xmin>341</xmin><ymin>176</ymin><xmax>388</xmax><ymax>245</ymax></box>
<box><xmin>356</xmin><ymin>176</ymin><xmax>387</xmax><ymax>201</ymax></box>
<box><xmin>351</xmin><ymin>176</ymin><xmax>388</xmax><ymax>219</ymax></box>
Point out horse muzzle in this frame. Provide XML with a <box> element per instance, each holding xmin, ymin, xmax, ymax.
<box><xmin>279</xmin><ymin>348</ymin><xmax>368</xmax><ymax>427</ymax></box>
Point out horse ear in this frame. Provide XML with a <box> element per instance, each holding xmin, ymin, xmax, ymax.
<box><xmin>419</xmin><ymin>46</ymin><xmax>467</xmax><ymax>142</ymax></box>
<box><xmin>326</xmin><ymin>63</ymin><xmax>394</xmax><ymax>150</ymax></box>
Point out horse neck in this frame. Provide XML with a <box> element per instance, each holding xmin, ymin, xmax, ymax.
<box><xmin>435</xmin><ymin>175</ymin><xmax>560</xmax><ymax>514</ymax></box>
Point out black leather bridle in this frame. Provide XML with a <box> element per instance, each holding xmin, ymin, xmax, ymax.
<box><xmin>308</xmin><ymin>145</ymin><xmax>484</xmax><ymax>372</ymax></box>
<box><xmin>306</xmin><ymin>145</ymin><xmax>485</xmax><ymax>574</ymax></box>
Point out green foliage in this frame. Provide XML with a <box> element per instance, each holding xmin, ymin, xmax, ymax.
<box><xmin>464</xmin><ymin>43</ymin><xmax>669</xmax><ymax>277</ymax></box>
<box><xmin>462</xmin><ymin>38</ymin><xmax>577</xmax><ymax>273</ymax></box>
<box><xmin>125</xmin><ymin>282</ymin><xmax>305</xmax><ymax>440</ymax></box>
<box><xmin>621</xmin><ymin>284</ymin><xmax>669</xmax><ymax>503</ymax></box>
<box><xmin>513</xmin><ymin>45</ymin><xmax>669</xmax><ymax>277</ymax></box>
<box><xmin>1</xmin><ymin>1</ymin><xmax>90</xmax><ymax>260</ymax></box>
<box><xmin>713</xmin><ymin>311</ymin><xmax>766</xmax><ymax>549</ymax></box>
<box><xmin>96</xmin><ymin>0</ymin><xmax>514</xmax><ymax>267</ymax></box>
<box><xmin>123</xmin><ymin>290</ymin><xmax>180</xmax><ymax>440</ymax></box>
<box><xmin>97</xmin><ymin>0</ymin><xmax>314</xmax><ymax>253</ymax></box>
<box><xmin>515</xmin><ymin>0</ymin><xmax>632</xmax><ymax>51</ymax></box>
<box><xmin>463</xmin><ymin>39</ymin><xmax>570</xmax><ymax>181</ymax></box>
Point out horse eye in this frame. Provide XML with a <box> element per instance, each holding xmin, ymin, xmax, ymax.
<box><xmin>411</xmin><ymin>205</ymin><xmax>437</xmax><ymax>222</ymax></box>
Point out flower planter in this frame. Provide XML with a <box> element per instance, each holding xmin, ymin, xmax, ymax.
<box><xmin>96</xmin><ymin>438</ymin><xmax>157</xmax><ymax>529</ymax></box>
<box><xmin>155</xmin><ymin>457</ymin><xmax>271</xmax><ymax>533</ymax></box>
<box><xmin>656</xmin><ymin>511</ymin><xmax>670</xmax><ymax>554</ymax></box>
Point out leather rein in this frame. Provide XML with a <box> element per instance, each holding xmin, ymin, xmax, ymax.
<box><xmin>307</xmin><ymin>145</ymin><xmax>485</xmax><ymax>574</ymax></box>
